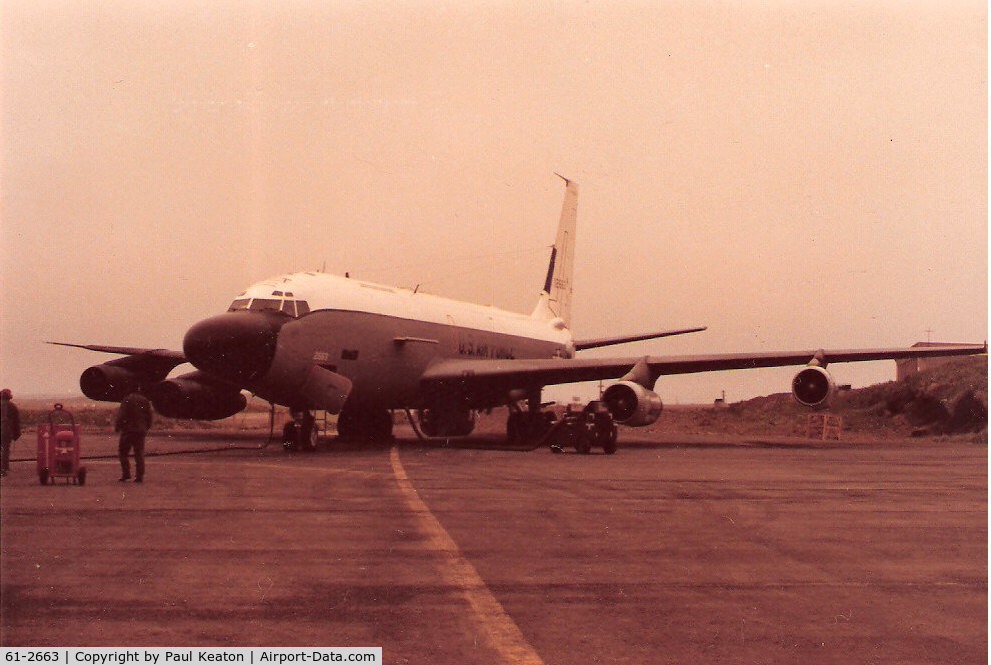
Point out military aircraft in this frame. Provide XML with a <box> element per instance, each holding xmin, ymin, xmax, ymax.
<box><xmin>53</xmin><ymin>176</ymin><xmax>985</xmax><ymax>450</ymax></box>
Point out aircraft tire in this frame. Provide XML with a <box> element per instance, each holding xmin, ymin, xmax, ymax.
<box><xmin>300</xmin><ymin>421</ymin><xmax>318</xmax><ymax>452</ymax></box>
<box><xmin>366</xmin><ymin>409</ymin><xmax>394</xmax><ymax>441</ymax></box>
<box><xmin>336</xmin><ymin>407</ymin><xmax>361</xmax><ymax>441</ymax></box>
<box><xmin>338</xmin><ymin>407</ymin><xmax>392</xmax><ymax>441</ymax></box>
<box><xmin>282</xmin><ymin>422</ymin><xmax>299</xmax><ymax>451</ymax></box>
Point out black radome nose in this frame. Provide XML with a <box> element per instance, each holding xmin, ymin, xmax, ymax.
<box><xmin>183</xmin><ymin>313</ymin><xmax>280</xmax><ymax>383</ymax></box>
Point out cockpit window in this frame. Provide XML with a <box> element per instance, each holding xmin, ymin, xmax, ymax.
<box><xmin>230</xmin><ymin>297</ymin><xmax>309</xmax><ymax>317</ymax></box>
<box><xmin>249</xmin><ymin>298</ymin><xmax>283</xmax><ymax>312</ymax></box>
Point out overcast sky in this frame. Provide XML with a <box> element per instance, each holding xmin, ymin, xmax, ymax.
<box><xmin>1</xmin><ymin>0</ymin><xmax>986</xmax><ymax>405</ymax></box>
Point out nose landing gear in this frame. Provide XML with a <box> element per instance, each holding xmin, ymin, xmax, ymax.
<box><xmin>282</xmin><ymin>408</ymin><xmax>318</xmax><ymax>452</ymax></box>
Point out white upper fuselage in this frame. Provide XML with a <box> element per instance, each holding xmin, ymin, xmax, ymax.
<box><xmin>237</xmin><ymin>272</ymin><xmax>573</xmax><ymax>347</ymax></box>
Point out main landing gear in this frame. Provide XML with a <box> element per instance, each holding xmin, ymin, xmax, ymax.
<box><xmin>335</xmin><ymin>405</ymin><xmax>394</xmax><ymax>442</ymax></box>
<box><xmin>505</xmin><ymin>391</ymin><xmax>556</xmax><ymax>447</ymax></box>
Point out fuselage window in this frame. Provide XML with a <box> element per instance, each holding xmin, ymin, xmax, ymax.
<box><xmin>281</xmin><ymin>300</ymin><xmax>297</xmax><ymax>317</ymax></box>
<box><xmin>228</xmin><ymin>298</ymin><xmax>251</xmax><ymax>311</ymax></box>
<box><xmin>296</xmin><ymin>301</ymin><xmax>310</xmax><ymax>316</ymax></box>
<box><xmin>249</xmin><ymin>298</ymin><xmax>283</xmax><ymax>313</ymax></box>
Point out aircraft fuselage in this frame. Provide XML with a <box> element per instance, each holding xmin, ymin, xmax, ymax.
<box><xmin>183</xmin><ymin>272</ymin><xmax>573</xmax><ymax>411</ymax></box>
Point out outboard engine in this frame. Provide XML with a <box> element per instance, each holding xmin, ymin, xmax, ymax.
<box><xmin>601</xmin><ymin>381</ymin><xmax>663</xmax><ymax>427</ymax></box>
<box><xmin>147</xmin><ymin>371</ymin><xmax>247</xmax><ymax>420</ymax></box>
<box><xmin>791</xmin><ymin>365</ymin><xmax>836</xmax><ymax>408</ymax></box>
<box><xmin>80</xmin><ymin>356</ymin><xmax>174</xmax><ymax>402</ymax></box>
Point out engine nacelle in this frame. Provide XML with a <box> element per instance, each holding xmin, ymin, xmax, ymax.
<box><xmin>601</xmin><ymin>381</ymin><xmax>663</xmax><ymax>427</ymax></box>
<box><xmin>147</xmin><ymin>371</ymin><xmax>247</xmax><ymax>420</ymax></box>
<box><xmin>417</xmin><ymin>407</ymin><xmax>476</xmax><ymax>437</ymax></box>
<box><xmin>792</xmin><ymin>365</ymin><xmax>836</xmax><ymax>409</ymax></box>
<box><xmin>80</xmin><ymin>357</ymin><xmax>172</xmax><ymax>402</ymax></box>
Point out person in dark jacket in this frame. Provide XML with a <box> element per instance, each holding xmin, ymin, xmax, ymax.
<box><xmin>1</xmin><ymin>388</ymin><xmax>21</xmax><ymax>477</ymax></box>
<box><xmin>115</xmin><ymin>392</ymin><xmax>152</xmax><ymax>482</ymax></box>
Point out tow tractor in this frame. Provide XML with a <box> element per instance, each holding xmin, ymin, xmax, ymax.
<box><xmin>548</xmin><ymin>400</ymin><xmax>618</xmax><ymax>455</ymax></box>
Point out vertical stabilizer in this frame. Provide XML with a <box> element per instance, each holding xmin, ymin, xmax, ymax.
<box><xmin>532</xmin><ymin>174</ymin><xmax>578</xmax><ymax>326</ymax></box>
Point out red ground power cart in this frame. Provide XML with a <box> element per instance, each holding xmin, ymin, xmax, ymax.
<box><xmin>37</xmin><ymin>403</ymin><xmax>86</xmax><ymax>485</ymax></box>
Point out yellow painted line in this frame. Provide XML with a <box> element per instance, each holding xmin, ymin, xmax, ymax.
<box><xmin>390</xmin><ymin>446</ymin><xmax>544</xmax><ymax>665</ymax></box>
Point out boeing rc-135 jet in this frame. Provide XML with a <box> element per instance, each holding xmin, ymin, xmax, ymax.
<box><xmin>55</xmin><ymin>177</ymin><xmax>985</xmax><ymax>449</ymax></box>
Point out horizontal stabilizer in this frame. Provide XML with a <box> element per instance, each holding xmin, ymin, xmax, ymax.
<box><xmin>574</xmin><ymin>327</ymin><xmax>707</xmax><ymax>351</ymax></box>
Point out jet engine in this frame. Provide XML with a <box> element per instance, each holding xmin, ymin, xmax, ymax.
<box><xmin>791</xmin><ymin>365</ymin><xmax>836</xmax><ymax>409</ymax></box>
<box><xmin>417</xmin><ymin>407</ymin><xmax>476</xmax><ymax>437</ymax></box>
<box><xmin>601</xmin><ymin>381</ymin><xmax>663</xmax><ymax>427</ymax></box>
<box><xmin>80</xmin><ymin>357</ymin><xmax>173</xmax><ymax>402</ymax></box>
<box><xmin>147</xmin><ymin>371</ymin><xmax>247</xmax><ymax>420</ymax></box>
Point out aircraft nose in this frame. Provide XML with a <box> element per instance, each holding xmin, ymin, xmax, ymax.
<box><xmin>183</xmin><ymin>313</ymin><xmax>280</xmax><ymax>383</ymax></box>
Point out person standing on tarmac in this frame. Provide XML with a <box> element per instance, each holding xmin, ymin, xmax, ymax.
<box><xmin>1</xmin><ymin>389</ymin><xmax>21</xmax><ymax>477</ymax></box>
<box><xmin>115</xmin><ymin>392</ymin><xmax>152</xmax><ymax>482</ymax></box>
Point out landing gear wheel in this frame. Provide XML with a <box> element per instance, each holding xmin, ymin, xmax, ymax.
<box><xmin>282</xmin><ymin>422</ymin><xmax>299</xmax><ymax>452</ymax></box>
<box><xmin>336</xmin><ymin>408</ymin><xmax>360</xmax><ymax>441</ymax></box>
<box><xmin>366</xmin><ymin>409</ymin><xmax>394</xmax><ymax>441</ymax></box>
<box><xmin>338</xmin><ymin>407</ymin><xmax>393</xmax><ymax>441</ymax></box>
<box><xmin>298</xmin><ymin>416</ymin><xmax>318</xmax><ymax>452</ymax></box>
<box><xmin>39</xmin><ymin>469</ymin><xmax>49</xmax><ymax>485</ymax></box>
<box><xmin>77</xmin><ymin>467</ymin><xmax>87</xmax><ymax>485</ymax></box>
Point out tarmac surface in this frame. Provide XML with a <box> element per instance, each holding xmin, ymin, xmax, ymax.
<box><xmin>1</xmin><ymin>429</ymin><xmax>987</xmax><ymax>664</ymax></box>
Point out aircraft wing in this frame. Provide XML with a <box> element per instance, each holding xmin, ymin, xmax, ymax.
<box><xmin>419</xmin><ymin>343</ymin><xmax>987</xmax><ymax>397</ymax></box>
<box><xmin>47</xmin><ymin>342</ymin><xmax>188</xmax><ymax>376</ymax></box>
<box><xmin>47</xmin><ymin>341</ymin><xmax>187</xmax><ymax>361</ymax></box>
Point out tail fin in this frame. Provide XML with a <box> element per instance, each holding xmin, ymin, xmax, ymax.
<box><xmin>532</xmin><ymin>174</ymin><xmax>578</xmax><ymax>326</ymax></box>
